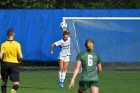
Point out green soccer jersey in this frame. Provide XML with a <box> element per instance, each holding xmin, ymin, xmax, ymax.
<box><xmin>76</xmin><ymin>50</ymin><xmax>100</xmax><ymax>81</ymax></box>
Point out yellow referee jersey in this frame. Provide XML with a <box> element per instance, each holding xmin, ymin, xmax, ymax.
<box><xmin>0</xmin><ymin>40</ymin><xmax>22</xmax><ymax>63</ymax></box>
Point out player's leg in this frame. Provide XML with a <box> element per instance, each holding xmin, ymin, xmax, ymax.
<box><xmin>90</xmin><ymin>86</ymin><xmax>99</xmax><ymax>93</ymax></box>
<box><xmin>90</xmin><ymin>81</ymin><xmax>99</xmax><ymax>93</ymax></box>
<box><xmin>78</xmin><ymin>81</ymin><xmax>88</xmax><ymax>93</ymax></box>
<box><xmin>78</xmin><ymin>89</ymin><xmax>87</xmax><ymax>93</ymax></box>
<box><xmin>58</xmin><ymin>59</ymin><xmax>64</xmax><ymax>82</ymax></box>
<box><xmin>58</xmin><ymin>58</ymin><xmax>65</xmax><ymax>87</ymax></box>
<box><xmin>0</xmin><ymin>74</ymin><xmax>1</xmax><ymax>79</ymax></box>
<box><xmin>62</xmin><ymin>61</ymin><xmax>69</xmax><ymax>82</ymax></box>
<box><xmin>62</xmin><ymin>56</ymin><xmax>70</xmax><ymax>78</ymax></box>
<box><xmin>61</xmin><ymin>56</ymin><xmax>70</xmax><ymax>87</ymax></box>
<box><xmin>11</xmin><ymin>82</ymin><xmax>19</xmax><ymax>93</ymax></box>
<box><xmin>10</xmin><ymin>63</ymin><xmax>20</xmax><ymax>93</ymax></box>
<box><xmin>1</xmin><ymin>80</ymin><xmax>8</xmax><ymax>93</ymax></box>
<box><xmin>1</xmin><ymin>62</ymin><xmax>9</xmax><ymax>93</ymax></box>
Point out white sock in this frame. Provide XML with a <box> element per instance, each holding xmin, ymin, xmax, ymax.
<box><xmin>62</xmin><ymin>72</ymin><xmax>66</xmax><ymax>82</ymax></box>
<box><xmin>58</xmin><ymin>71</ymin><xmax>63</xmax><ymax>82</ymax></box>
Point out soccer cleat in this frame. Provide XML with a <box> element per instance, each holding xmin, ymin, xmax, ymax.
<box><xmin>58</xmin><ymin>82</ymin><xmax>64</xmax><ymax>88</ymax></box>
<box><xmin>11</xmin><ymin>89</ymin><xmax>16</xmax><ymax>93</ymax></box>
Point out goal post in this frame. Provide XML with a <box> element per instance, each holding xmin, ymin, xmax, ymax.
<box><xmin>62</xmin><ymin>17</ymin><xmax>140</xmax><ymax>72</ymax></box>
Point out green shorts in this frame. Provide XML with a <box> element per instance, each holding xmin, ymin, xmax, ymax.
<box><xmin>79</xmin><ymin>80</ymin><xmax>99</xmax><ymax>90</ymax></box>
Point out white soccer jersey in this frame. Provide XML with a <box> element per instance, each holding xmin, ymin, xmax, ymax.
<box><xmin>54</xmin><ymin>37</ymin><xmax>71</xmax><ymax>56</ymax></box>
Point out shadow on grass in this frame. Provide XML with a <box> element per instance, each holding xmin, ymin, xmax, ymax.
<box><xmin>7</xmin><ymin>85</ymin><xmax>62</xmax><ymax>90</ymax></box>
<box><xmin>19</xmin><ymin>86</ymin><xmax>63</xmax><ymax>90</ymax></box>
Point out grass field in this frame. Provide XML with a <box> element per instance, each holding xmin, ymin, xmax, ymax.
<box><xmin>1</xmin><ymin>71</ymin><xmax>140</xmax><ymax>93</ymax></box>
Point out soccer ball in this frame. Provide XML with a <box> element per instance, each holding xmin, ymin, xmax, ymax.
<box><xmin>60</xmin><ymin>22</ymin><xmax>67</xmax><ymax>30</ymax></box>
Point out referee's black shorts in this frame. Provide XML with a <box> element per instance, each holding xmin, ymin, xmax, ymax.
<box><xmin>1</xmin><ymin>62</ymin><xmax>20</xmax><ymax>82</ymax></box>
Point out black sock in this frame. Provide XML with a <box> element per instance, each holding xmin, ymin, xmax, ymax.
<box><xmin>13</xmin><ymin>85</ymin><xmax>19</xmax><ymax>91</ymax></box>
<box><xmin>1</xmin><ymin>85</ymin><xmax>6</xmax><ymax>93</ymax></box>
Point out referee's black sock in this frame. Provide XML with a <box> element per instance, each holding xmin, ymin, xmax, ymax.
<box><xmin>1</xmin><ymin>85</ymin><xmax>6</xmax><ymax>93</ymax></box>
<box><xmin>13</xmin><ymin>85</ymin><xmax>19</xmax><ymax>90</ymax></box>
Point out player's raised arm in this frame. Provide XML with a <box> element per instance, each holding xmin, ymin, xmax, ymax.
<box><xmin>50</xmin><ymin>39</ymin><xmax>62</xmax><ymax>54</ymax></box>
<box><xmin>69</xmin><ymin>60</ymin><xmax>81</xmax><ymax>89</ymax></box>
<box><xmin>50</xmin><ymin>43</ymin><xmax>56</xmax><ymax>54</ymax></box>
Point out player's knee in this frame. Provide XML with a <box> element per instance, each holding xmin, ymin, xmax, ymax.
<box><xmin>59</xmin><ymin>68</ymin><xmax>63</xmax><ymax>72</ymax></box>
<box><xmin>1</xmin><ymin>85</ymin><xmax>6</xmax><ymax>88</ymax></box>
<box><xmin>78</xmin><ymin>89</ymin><xmax>86</xmax><ymax>93</ymax></box>
<box><xmin>63</xmin><ymin>68</ymin><xmax>67</xmax><ymax>72</ymax></box>
<box><xmin>1</xmin><ymin>80</ymin><xmax>7</xmax><ymax>93</ymax></box>
<box><xmin>1</xmin><ymin>85</ymin><xmax>7</xmax><ymax>92</ymax></box>
<box><xmin>2</xmin><ymin>80</ymin><xmax>7</xmax><ymax>86</ymax></box>
<box><xmin>13</xmin><ymin>85</ymin><xmax>19</xmax><ymax>90</ymax></box>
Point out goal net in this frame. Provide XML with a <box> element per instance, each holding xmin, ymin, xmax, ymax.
<box><xmin>63</xmin><ymin>17</ymin><xmax>140</xmax><ymax>72</ymax></box>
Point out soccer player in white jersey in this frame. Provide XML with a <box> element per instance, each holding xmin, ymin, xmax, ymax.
<box><xmin>50</xmin><ymin>30</ymin><xmax>71</xmax><ymax>87</ymax></box>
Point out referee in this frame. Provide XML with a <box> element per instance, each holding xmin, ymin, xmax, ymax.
<box><xmin>0</xmin><ymin>28</ymin><xmax>23</xmax><ymax>93</ymax></box>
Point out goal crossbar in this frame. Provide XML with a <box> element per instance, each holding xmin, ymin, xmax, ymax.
<box><xmin>63</xmin><ymin>17</ymin><xmax>140</xmax><ymax>22</ymax></box>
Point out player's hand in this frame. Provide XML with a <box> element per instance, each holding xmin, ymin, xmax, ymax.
<box><xmin>0</xmin><ymin>74</ymin><xmax>2</xmax><ymax>80</ymax></box>
<box><xmin>50</xmin><ymin>51</ymin><xmax>53</xmax><ymax>54</ymax></box>
<box><xmin>69</xmin><ymin>80</ymin><xmax>75</xmax><ymax>90</ymax></box>
<box><xmin>18</xmin><ymin>58</ymin><xmax>22</xmax><ymax>63</ymax></box>
<box><xmin>0</xmin><ymin>58</ymin><xmax>2</xmax><ymax>62</ymax></box>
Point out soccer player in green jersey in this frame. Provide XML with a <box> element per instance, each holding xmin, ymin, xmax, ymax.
<box><xmin>69</xmin><ymin>39</ymin><xmax>102</xmax><ymax>93</ymax></box>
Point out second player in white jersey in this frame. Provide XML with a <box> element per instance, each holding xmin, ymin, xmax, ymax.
<box><xmin>50</xmin><ymin>30</ymin><xmax>71</xmax><ymax>88</ymax></box>
<box><xmin>55</xmin><ymin>37</ymin><xmax>71</xmax><ymax>56</ymax></box>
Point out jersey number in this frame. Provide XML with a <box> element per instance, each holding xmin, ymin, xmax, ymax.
<box><xmin>88</xmin><ymin>55</ymin><xmax>93</xmax><ymax>66</ymax></box>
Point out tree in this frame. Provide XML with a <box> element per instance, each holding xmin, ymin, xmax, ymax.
<box><xmin>0</xmin><ymin>0</ymin><xmax>140</xmax><ymax>8</ymax></box>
